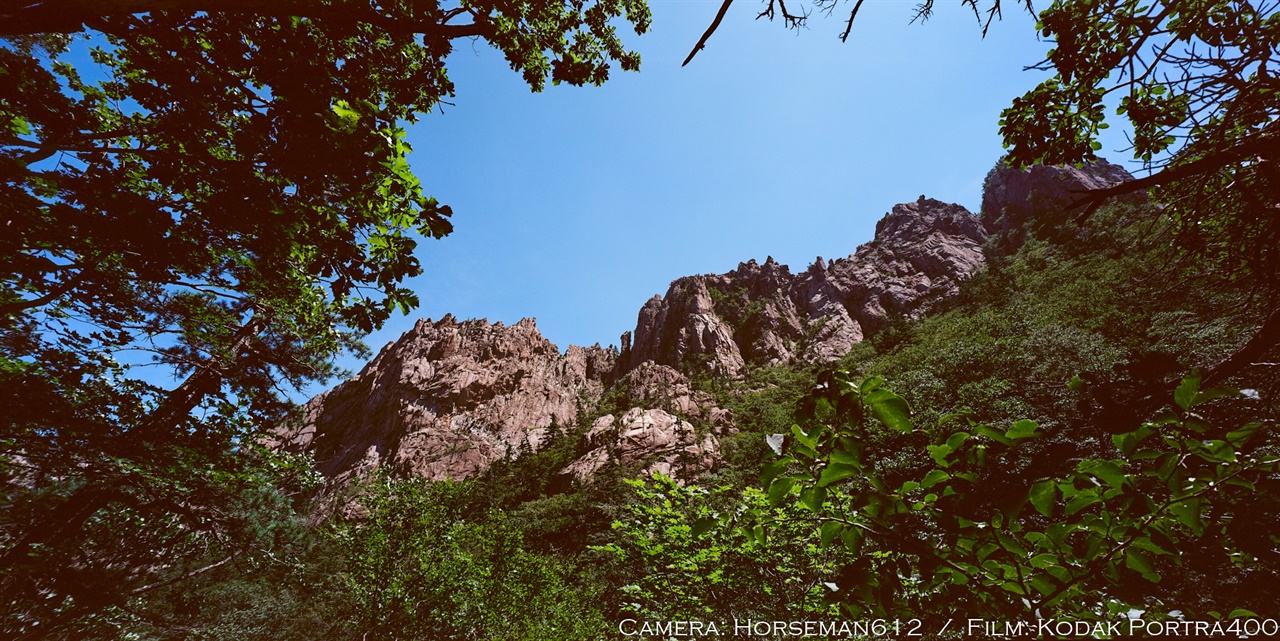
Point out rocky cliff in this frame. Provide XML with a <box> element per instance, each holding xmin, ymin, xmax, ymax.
<box><xmin>276</xmin><ymin>164</ymin><xmax>1133</xmax><ymax>487</ymax></box>
<box><xmin>270</xmin><ymin>316</ymin><xmax>618</xmax><ymax>483</ymax></box>
<box><xmin>618</xmin><ymin>196</ymin><xmax>988</xmax><ymax>379</ymax></box>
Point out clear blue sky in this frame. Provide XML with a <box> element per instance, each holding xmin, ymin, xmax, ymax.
<box><xmin>309</xmin><ymin>0</ymin><xmax>1134</xmax><ymax>393</ymax></box>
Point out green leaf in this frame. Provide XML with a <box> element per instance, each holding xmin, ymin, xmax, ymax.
<box><xmin>690</xmin><ymin>517</ymin><xmax>716</xmax><ymax>538</ymax></box>
<box><xmin>1029</xmin><ymin>480</ymin><xmax>1056</xmax><ymax>517</ymax></box>
<box><xmin>1065</xmin><ymin>491</ymin><xmax>1100</xmax><ymax>515</ymax></box>
<box><xmin>865</xmin><ymin>389</ymin><xmax>912</xmax><ymax>432</ymax></box>
<box><xmin>975</xmin><ymin>424</ymin><xmax>1013</xmax><ymax>446</ymax></box>
<box><xmin>760</xmin><ymin>458</ymin><xmax>793</xmax><ymax>487</ymax></box>
<box><xmin>791</xmin><ymin>424</ymin><xmax>817</xmax><ymax>449</ymax></box>
<box><xmin>819</xmin><ymin>521</ymin><xmax>844</xmax><ymax>548</ymax></box>
<box><xmin>1079</xmin><ymin>460</ymin><xmax>1126</xmax><ymax>489</ymax></box>
<box><xmin>921</xmin><ymin>470</ymin><xmax>950</xmax><ymax>489</ymax></box>
<box><xmin>1170</xmin><ymin>499</ymin><xmax>1205</xmax><ymax>536</ymax></box>
<box><xmin>1225</xmin><ymin>423</ymin><xmax>1262</xmax><ymax>448</ymax></box>
<box><xmin>817</xmin><ymin>463</ymin><xmax>859</xmax><ymax>488</ymax></box>
<box><xmin>800</xmin><ymin>486</ymin><xmax>826</xmax><ymax>511</ymax></box>
<box><xmin>927</xmin><ymin>444</ymin><xmax>953</xmax><ymax>468</ymax></box>
<box><xmin>1029</xmin><ymin>574</ymin><xmax>1057</xmax><ymax>595</ymax></box>
<box><xmin>829</xmin><ymin>449</ymin><xmax>861</xmax><ymax>467</ymax></box>
<box><xmin>841</xmin><ymin>527</ymin><xmax>864</xmax><ymax>555</ymax></box>
<box><xmin>1228</xmin><ymin>609</ymin><xmax>1259</xmax><ymax>618</ymax></box>
<box><xmin>859</xmin><ymin>375</ymin><xmax>884</xmax><ymax>396</ymax></box>
<box><xmin>1113</xmin><ymin>424</ymin><xmax>1154</xmax><ymax>455</ymax></box>
<box><xmin>1005</xmin><ymin>420</ymin><xmax>1040</xmax><ymax>440</ymax></box>
<box><xmin>1125</xmin><ymin>549</ymin><xmax>1160</xmax><ymax>582</ymax></box>
<box><xmin>1174</xmin><ymin>372</ymin><xmax>1201</xmax><ymax>411</ymax></box>
<box><xmin>996</xmin><ymin>531</ymin><xmax>1027</xmax><ymax>556</ymax></box>
<box><xmin>768</xmin><ymin>476</ymin><xmax>796</xmax><ymax>506</ymax></box>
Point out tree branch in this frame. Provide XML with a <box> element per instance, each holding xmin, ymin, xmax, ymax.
<box><xmin>682</xmin><ymin>0</ymin><xmax>734</xmax><ymax>67</ymax></box>
<box><xmin>0</xmin><ymin>0</ymin><xmax>492</xmax><ymax>39</ymax></box>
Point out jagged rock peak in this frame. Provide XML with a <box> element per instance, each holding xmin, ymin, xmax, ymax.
<box><xmin>620</xmin><ymin>197</ymin><xmax>987</xmax><ymax>379</ymax></box>
<box><xmin>874</xmin><ymin>196</ymin><xmax>988</xmax><ymax>246</ymax></box>
<box><xmin>270</xmin><ymin>316</ymin><xmax>617</xmax><ymax>486</ymax></box>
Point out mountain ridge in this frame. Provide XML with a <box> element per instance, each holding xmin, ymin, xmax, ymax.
<box><xmin>270</xmin><ymin>160</ymin><xmax>1133</xmax><ymax>490</ymax></box>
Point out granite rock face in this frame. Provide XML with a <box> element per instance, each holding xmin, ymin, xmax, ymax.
<box><xmin>270</xmin><ymin>316</ymin><xmax>617</xmax><ymax>485</ymax></box>
<box><xmin>563</xmin><ymin>408</ymin><xmax>720</xmax><ymax>482</ymax></box>
<box><xmin>619</xmin><ymin>196</ymin><xmax>988</xmax><ymax>376</ymax></box>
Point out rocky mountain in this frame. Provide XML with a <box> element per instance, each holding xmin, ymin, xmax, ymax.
<box><xmin>619</xmin><ymin>197</ymin><xmax>988</xmax><ymax>380</ymax></box>
<box><xmin>272</xmin><ymin>161</ymin><xmax>1133</xmax><ymax>488</ymax></box>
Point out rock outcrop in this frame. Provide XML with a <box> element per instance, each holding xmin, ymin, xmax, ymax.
<box><xmin>270</xmin><ymin>316</ymin><xmax>617</xmax><ymax>484</ymax></box>
<box><xmin>619</xmin><ymin>196</ymin><xmax>988</xmax><ymax>377</ymax></box>
<box><xmin>563</xmin><ymin>408</ymin><xmax>720</xmax><ymax>482</ymax></box>
<box><xmin>981</xmin><ymin>159</ymin><xmax>1133</xmax><ymax>248</ymax></box>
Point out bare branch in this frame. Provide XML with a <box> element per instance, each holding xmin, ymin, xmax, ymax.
<box><xmin>682</xmin><ymin>0</ymin><xmax>734</xmax><ymax>67</ymax></box>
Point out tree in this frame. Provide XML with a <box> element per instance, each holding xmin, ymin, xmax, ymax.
<box><xmin>738</xmin><ymin>369</ymin><xmax>1280</xmax><ymax>619</ymax></box>
<box><xmin>999</xmin><ymin>0</ymin><xmax>1279</xmax><ymax>284</ymax></box>
<box><xmin>0</xmin><ymin>2</ymin><xmax>649</xmax><ymax>636</ymax></box>
<box><xmin>335</xmin><ymin>476</ymin><xmax>608</xmax><ymax>640</ymax></box>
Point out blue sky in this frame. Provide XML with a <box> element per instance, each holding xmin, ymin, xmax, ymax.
<box><xmin>327</xmin><ymin>0</ymin><xmax>1133</xmax><ymax>393</ymax></box>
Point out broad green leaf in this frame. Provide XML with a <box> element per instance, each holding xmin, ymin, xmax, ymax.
<box><xmin>1169</xmin><ymin>499</ymin><xmax>1205</xmax><ymax>536</ymax></box>
<box><xmin>768</xmin><ymin>476</ymin><xmax>796</xmax><ymax>506</ymax></box>
<box><xmin>975</xmin><ymin>424</ymin><xmax>1013</xmax><ymax>446</ymax></box>
<box><xmin>1029</xmin><ymin>574</ymin><xmax>1057</xmax><ymax>595</ymax></box>
<box><xmin>690</xmin><ymin>517</ymin><xmax>716</xmax><ymax>538</ymax></box>
<box><xmin>760</xmin><ymin>458</ymin><xmax>793</xmax><ymax>487</ymax></box>
<box><xmin>1174</xmin><ymin>372</ymin><xmax>1201</xmax><ymax>411</ymax></box>
<box><xmin>1079</xmin><ymin>460</ymin><xmax>1126</xmax><ymax>489</ymax></box>
<box><xmin>1029</xmin><ymin>480</ymin><xmax>1056</xmax><ymax>517</ymax></box>
<box><xmin>1225</xmin><ymin>423</ymin><xmax>1262</xmax><ymax>447</ymax></box>
<box><xmin>830</xmin><ymin>449</ymin><xmax>861</xmax><ymax>467</ymax></box>
<box><xmin>927</xmin><ymin>444</ymin><xmax>953</xmax><ymax>468</ymax></box>
<box><xmin>859</xmin><ymin>375</ymin><xmax>884</xmax><ymax>396</ymax></box>
<box><xmin>865</xmin><ymin>389</ymin><xmax>912</xmax><ymax>432</ymax></box>
<box><xmin>996</xmin><ymin>531</ymin><xmax>1027</xmax><ymax>556</ymax></box>
<box><xmin>791</xmin><ymin>424</ymin><xmax>817</xmax><ymax>449</ymax></box>
<box><xmin>1125</xmin><ymin>549</ymin><xmax>1160</xmax><ymax>582</ymax></box>
<box><xmin>841</xmin><ymin>527</ymin><xmax>864</xmax><ymax>555</ymax></box>
<box><xmin>1005</xmin><ymin>420</ymin><xmax>1040</xmax><ymax>440</ymax></box>
<box><xmin>1030</xmin><ymin>553</ymin><xmax>1057</xmax><ymax>569</ymax></box>
<box><xmin>800</xmin><ymin>486</ymin><xmax>826</xmax><ymax>511</ymax></box>
<box><xmin>817</xmin><ymin>463</ymin><xmax>859</xmax><ymax>488</ymax></box>
<box><xmin>1065</xmin><ymin>492</ymin><xmax>1100</xmax><ymax>515</ymax></box>
<box><xmin>819</xmin><ymin>521</ymin><xmax>844</xmax><ymax>548</ymax></box>
<box><xmin>921</xmin><ymin>470</ymin><xmax>950</xmax><ymax>488</ymax></box>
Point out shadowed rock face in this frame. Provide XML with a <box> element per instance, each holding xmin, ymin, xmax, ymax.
<box><xmin>277</xmin><ymin>183</ymin><xmax>1089</xmax><ymax>488</ymax></box>
<box><xmin>619</xmin><ymin>196</ymin><xmax>989</xmax><ymax>378</ymax></box>
<box><xmin>981</xmin><ymin>159</ymin><xmax>1133</xmax><ymax>248</ymax></box>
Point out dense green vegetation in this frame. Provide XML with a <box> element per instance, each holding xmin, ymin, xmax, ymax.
<box><xmin>4</xmin><ymin>0</ymin><xmax>1277</xmax><ymax>637</ymax></box>
<box><xmin>37</xmin><ymin>186</ymin><xmax>1269</xmax><ymax>639</ymax></box>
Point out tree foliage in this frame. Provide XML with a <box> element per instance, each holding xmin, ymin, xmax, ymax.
<box><xmin>335</xmin><ymin>477</ymin><xmax>608</xmax><ymax>640</ymax></box>
<box><xmin>0</xmin><ymin>2</ymin><xmax>648</xmax><ymax>636</ymax></box>
<box><xmin>999</xmin><ymin>0</ymin><xmax>1280</xmax><ymax>289</ymax></box>
<box><xmin>731</xmin><ymin>368</ymin><xmax>1280</xmax><ymax>619</ymax></box>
